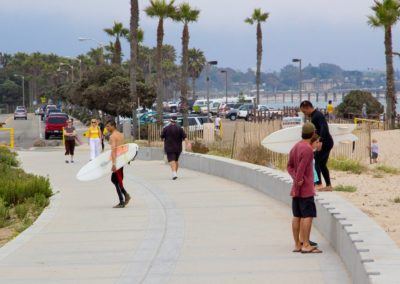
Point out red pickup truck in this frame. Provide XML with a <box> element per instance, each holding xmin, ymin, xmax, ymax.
<box><xmin>45</xmin><ymin>116</ymin><xmax>68</xmax><ymax>140</ymax></box>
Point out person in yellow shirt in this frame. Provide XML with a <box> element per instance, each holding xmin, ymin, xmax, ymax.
<box><xmin>86</xmin><ymin>119</ymin><xmax>102</xmax><ymax>160</ymax></box>
<box><xmin>326</xmin><ymin>100</ymin><xmax>335</xmax><ymax>121</ymax></box>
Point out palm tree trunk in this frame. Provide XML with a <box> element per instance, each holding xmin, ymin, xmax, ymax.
<box><xmin>192</xmin><ymin>77</ymin><xmax>196</xmax><ymax>98</ymax></box>
<box><xmin>181</xmin><ymin>23</ymin><xmax>189</xmax><ymax>127</ymax></box>
<box><xmin>130</xmin><ymin>0</ymin><xmax>139</xmax><ymax>140</ymax></box>
<box><xmin>156</xmin><ymin>18</ymin><xmax>164</xmax><ymax>125</ymax></box>
<box><xmin>385</xmin><ymin>25</ymin><xmax>396</xmax><ymax>129</ymax></box>
<box><xmin>256</xmin><ymin>22</ymin><xmax>262</xmax><ymax>107</ymax></box>
<box><xmin>115</xmin><ymin>37</ymin><xmax>122</xmax><ymax>65</ymax></box>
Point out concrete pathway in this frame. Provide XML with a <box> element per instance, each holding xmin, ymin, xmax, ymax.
<box><xmin>0</xmin><ymin>150</ymin><xmax>350</xmax><ymax>284</ymax></box>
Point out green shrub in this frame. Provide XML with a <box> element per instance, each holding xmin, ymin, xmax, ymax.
<box><xmin>334</xmin><ymin>185</ymin><xmax>357</xmax><ymax>193</ymax></box>
<box><xmin>329</xmin><ymin>158</ymin><xmax>366</xmax><ymax>174</ymax></box>
<box><xmin>0</xmin><ymin>147</ymin><xmax>19</xmax><ymax>167</ymax></box>
<box><xmin>336</xmin><ymin>90</ymin><xmax>383</xmax><ymax>117</ymax></box>
<box><xmin>0</xmin><ymin>164</ymin><xmax>52</xmax><ymax>205</ymax></box>
<box><xmin>34</xmin><ymin>193</ymin><xmax>49</xmax><ymax>208</ymax></box>
<box><xmin>376</xmin><ymin>165</ymin><xmax>400</xmax><ymax>175</ymax></box>
<box><xmin>0</xmin><ymin>198</ymin><xmax>9</xmax><ymax>228</ymax></box>
<box><xmin>393</xmin><ymin>197</ymin><xmax>400</xmax><ymax>203</ymax></box>
<box><xmin>15</xmin><ymin>204</ymin><xmax>29</xmax><ymax>220</ymax></box>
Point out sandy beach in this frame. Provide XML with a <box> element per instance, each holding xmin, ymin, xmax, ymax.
<box><xmin>331</xmin><ymin>129</ymin><xmax>400</xmax><ymax>246</ymax></box>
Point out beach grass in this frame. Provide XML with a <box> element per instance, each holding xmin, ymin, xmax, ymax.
<box><xmin>329</xmin><ymin>158</ymin><xmax>366</xmax><ymax>174</ymax></box>
<box><xmin>393</xmin><ymin>197</ymin><xmax>400</xmax><ymax>204</ymax></box>
<box><xmin>376</xmin><ymin>165</ymin><xmax>400</xmax><ymax>175</ymax></box>
<box><xmin>334</xmin><ymin>185</ymin><xmax>357</xmax><ymax>193</ymax></box>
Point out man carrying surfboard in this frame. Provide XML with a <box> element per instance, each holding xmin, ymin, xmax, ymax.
<box><xmin>300</xmin><ymin>101</ymin><xmax>334</xmax><ymax>191</ymax></box>
<box><xmin>106</xmin><ymin>120</ymin><xmax>131</xmax><ymax>208</ymax></box>
<box><xmin>161</xmin><ymin>116</ymin><xmax>191</xmax><ymax>180</ymax></box>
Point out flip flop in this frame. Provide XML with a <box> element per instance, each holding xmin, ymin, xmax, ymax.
<box><xmin>292</xmin><ymin>249</ymin><xmax>302</xmax><ymax>253</ymax></box>
<box><xmin>301</xmin><ymin>247</ymin><xmax>323</xmax><ymax>254</ymax></box>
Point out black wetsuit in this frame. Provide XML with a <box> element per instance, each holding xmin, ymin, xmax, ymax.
<box><xmin>311</xmin><ymin>109</ymin><xmax>334</xmax><ymax>186</ymax></box>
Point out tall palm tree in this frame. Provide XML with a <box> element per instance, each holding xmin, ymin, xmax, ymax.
<box><xmin>368</xmin><ymin>0</ymin><xmax>400</xmax><ymax>129</ymax></box>
<box><xmin>188</xmin><ymin>48</ymin><xmax>206</xmax><ymax>97</ymax></box>
<box><xmin>145</xmin><ymin>0</ymin><xmax>176</xmax><ymax>124</ymax></box>
<box><xmin>130</xmin><ymin>0</ymin><xmax>139</xmax><ymax>139</ymax></box>
<box><xmin>174</xmin><ymin>3</ymin><xmax>200</xmax><ymax>127</ymax></box>
<box><xmin>245</xmin><ymin>8</ymin><xmax>269</xmax><ymax>107</ymax></box>
<box><xmin>104</xmin><ymin>21</ymin><xmax>129</xmax><ymax>65</ymax></box>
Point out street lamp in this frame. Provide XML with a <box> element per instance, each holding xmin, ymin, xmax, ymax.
<box><xmin>59</xmin><ymin>63</ymin><xmax>74</xmax><ymax>82</ymax></box>
<box><xmin>206</xmin><ymin>60</ymin><xmax>218</xmax><ymax>121</ymax></box>
<box><xmin>78</xmin><ymin>37</ymin><xmax>105</xmax><ymax>64</ymax></box>
<box><xmin>292</xmin><ymin>58</ymin><xmax>302</xmax><ymax>101</ymax></box>
<box><xmin>66</xmin><ymin>56</ymin><xmax>82</xmax><ymax>80</ymax></box>
<box><xmin>14</xmin><ymin>74</ymin><xmax>25</xmax><ymax>107</ymax></box>
<box><xmin>220</xmin><ymin>70</ymin><xmax>228</xmax><ymax>104</ymax></box>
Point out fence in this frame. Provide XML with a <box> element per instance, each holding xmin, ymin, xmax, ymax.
<box><xmin>147</xmin><ymin>117</ymin><xmax>376</xmax><ymax>168</ymax></box>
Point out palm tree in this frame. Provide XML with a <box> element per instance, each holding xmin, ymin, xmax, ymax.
<box><xmin>188</xmin><ymin>48</ymin><xmax>206</xmax><ymax>97</ymax></box>
<box><xmin>145</xmin><ymin>0</ymin><xmax>176</xmax><ymax>124</ymax></box>
<box><xmin>174</xmin><ymin>3</ymin><xmax>200</xmax><ymax>127</ymax></box>
<box><xmin>104</xmin><ymin>21</ymin><xmax>129</xmax><ymax>65</ymax></box>
<box><xmin>368</xmin><ymin>0</ymin><xmax>400</xmax><ymax>129</ymax></box>
<box><xmin>245</xmin><ymin>8</ymin><xmax>269</xmax><ymax>107</ymax></box>
<box><xmin>130</xmin><ymin>0</ymin><xmax>139</xmax><ymax>139</ymax></box>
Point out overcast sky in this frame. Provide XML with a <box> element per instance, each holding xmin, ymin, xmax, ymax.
<box><xmin>1</xmin><ymin>0</ymin><xmax>398</xmax><ymax>72</ymax></box>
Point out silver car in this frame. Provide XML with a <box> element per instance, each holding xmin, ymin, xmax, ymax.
<box><xmin>14</xmin><ymin>108</ymin><xmax>27</xmax><ymax>120</ymax></box>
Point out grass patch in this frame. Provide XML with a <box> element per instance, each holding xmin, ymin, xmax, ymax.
<box><xmin>334</xmin><ymin>185</ymin><xmax>357</xmax><ymax>193</ymax></box>
<box><xmin>373</xmin><ymin>173</ymin><xmax>384</xmax><ymax>178</ymax></box>
<box><xmin>329</xmin><ymin>158</ymin><xmax>366</xmax><ymax>174</ymax></box>
<box><xmin>14</xmin><ymin>204</ymin><xmax>29</xmax><ymax>220</ymax></box>
<box><xmin>0</xmin><ymin>147</ymin><xmax>18</xmax><ymax>167</ymax></box>
<box><xmin>207</xmin><ymin>142</ymin><xmax>232</xmax><ymax>158</ymax></box>
<box><xmin>0</xmin><ymin>198</ymin><xmax>9</xmax><ymax>228</ymax></box>
<box><xmin>376</xmin><ymin>165</ymin><xmax>400</xmax><ymax>175</ymax></box>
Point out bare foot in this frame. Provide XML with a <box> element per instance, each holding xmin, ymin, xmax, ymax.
<box><xmin>318</xmin><ymin>186</ymin><xmax>333</xmax><ymax>192</ymax></box>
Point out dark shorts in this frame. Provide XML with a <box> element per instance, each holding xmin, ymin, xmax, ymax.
<box><xmin>372</xmin><ymin>152</ymin><xmax>378</xmax><ymax>159</ymax></box>
<box><xmin>292</xmin><ymin>196</ymin><xmax>317</xmax><ymax>218</ymax></box>
<box><xmin>166</xmin><ymin>152</ymin><xmax>181</xmax><ymax>162</ymax></box>
<box><xmin>65</xmin><ymin>139</ymin><xmax>75</xmax><ymax>156</ymax></box>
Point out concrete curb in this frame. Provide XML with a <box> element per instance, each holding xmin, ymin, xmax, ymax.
<box><xmin>137</xmin><ymin>147</ymin><xmax>400</xmax><ymax>284</ymax></box>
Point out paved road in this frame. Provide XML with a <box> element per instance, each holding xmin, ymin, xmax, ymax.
<box><xmin>0</xmin><ymin>150</ymin><xmax>350</xmax><ymax>283</ymax></box>
<box><xmin>0</xmin><ymin>113</ymin><xmax>42</xmax><ymax>149</ymax></box>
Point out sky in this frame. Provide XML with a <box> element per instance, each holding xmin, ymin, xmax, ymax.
<box><xmin>0</xmin><ymin>0</ymin><xmax>398</xmax><ymax>72</ymax></box>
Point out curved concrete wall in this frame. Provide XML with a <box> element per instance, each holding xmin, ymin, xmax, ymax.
<box><xmin>138</xmin><ymin>147</ymin><xmax>400</xmax><ymax>284</ymax></box>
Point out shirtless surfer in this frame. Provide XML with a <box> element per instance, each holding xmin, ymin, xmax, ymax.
<box><xmin>106</xmin><ymin>120</ymin><xmax>131</xmax><ymax>208</ymax></box>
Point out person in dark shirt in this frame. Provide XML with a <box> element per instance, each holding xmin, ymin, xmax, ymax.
<box><xmin>300</xmin><ymin>101</ymin><xmax>334</xmax><ymax>191</ymax></box>
<box><xmin>161</xmin><ymin>116</ymin><xmax>191</xmax><ymax>180</ymax></box>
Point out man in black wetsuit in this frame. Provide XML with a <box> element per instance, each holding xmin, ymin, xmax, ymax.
<box><xmin>300</xmin><ymin>101</ymin><xmax>334</xmax><ymax>191</ymax></box>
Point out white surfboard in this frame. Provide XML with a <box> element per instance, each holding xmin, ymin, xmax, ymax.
<box><xmin>76</xmin><ymin>143</ymin><xmax>139</xmax><ymax>182</ymax></box>
<box><xmin>261</xmin><ymin>124</ymin><xmax>358</xmax><ymax>154</ymax></box>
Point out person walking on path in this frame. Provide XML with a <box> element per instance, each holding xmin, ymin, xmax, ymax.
<box><xmin>63</xmin><ymin>119</ymin><xmax>76</xmax><ymax>164</ymax></box>
<box><xmin>326</xmin><ymin>100</ymin><xmax>335</xmax><ymax>121</ymax></box>
<box><xmin>300</xmin><ymin>101</ymin><xmax>334</xmax><ymax>191</ymax></box>
<box><xmin>86</xmin><ymin>119</ymin><xmax>102</xmax><ymax>160</ymax></box>
<box><xmin>287</xmin><ymin>123</ymin><xmax>322</xmax><ymax>254</ymax></box>
<box><xmin>106</xmin><ymin>120</ymin><xmax>131</xmax><ymax>208</ymax></box>
<box><xmin>161</xmin><ymin>116</ymin><xmax>191</xmax><ymax>180</ymax></box>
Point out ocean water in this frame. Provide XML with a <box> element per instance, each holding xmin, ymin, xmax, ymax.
<box><xmin>260</xmin><ymin>93</ymin><xmax>400</xmax><ymax>113</ymax></box>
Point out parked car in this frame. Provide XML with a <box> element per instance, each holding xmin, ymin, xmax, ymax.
<box><xmin>257</xmin><ymin>105</ymin><xmax>283</xmax><ymax>117</ymax></box>
<box><xmin>218</xmin><ymin>103</ymin><xmax>243</xmax><ymax>121</ymax></box>
<box><xmin>237</xmin><ymin>104</ymin><xmax>256</xmax><ymax>120</ymax></box>
<box><xmin>201</xmin><ymin>101</ymin><xmax>221</xmax><ymax>115</ymax></box>
<box><xmin>45</xmin><ymin>115</ymin><xmax>68</xmax><ymax>139</ymax></box>
<box><xmin>48</xmin><ymin>112</ymin><xmax>69</xmax><ymax>120</ymax></box>
<box><xmin>192</xmin><ymin>99</ymin><xmax>208</xmax><ymax>113</ymax></box>
<box><xmin>14</xmin><ymin>108</ymin><xmax>27</xmax><ymax>120</ymax></box>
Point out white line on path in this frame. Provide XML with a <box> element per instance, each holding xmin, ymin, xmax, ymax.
<box><xmin>117</xmin><ymin>175</ymin><xmax>185</xmax><ymax>284</ymax></box>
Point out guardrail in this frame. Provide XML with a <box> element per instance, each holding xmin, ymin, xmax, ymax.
<box><xmin>137</xmin><ymin>147</ymin><xmax>400</xmax><ymax>284</ymax></box>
